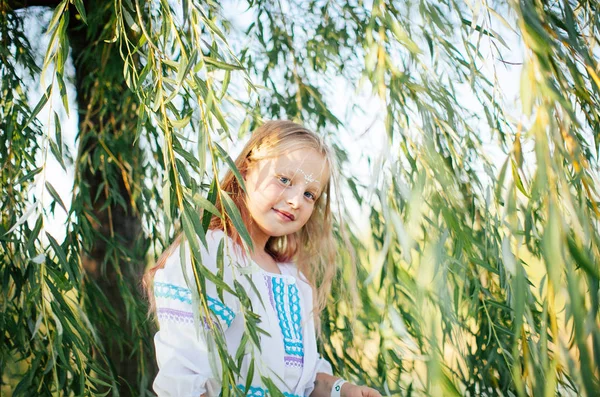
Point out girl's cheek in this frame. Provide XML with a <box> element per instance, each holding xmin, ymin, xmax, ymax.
<box><xmin>256</xmin><ymin>181</ymin><xmax>281</xmax><ymax>195</ymax></box>
<box><xmin>302</xmin><ymin>209</ymin><xmax>315</xmax><ymax>223</ymax></box>
<box><xmin>265</xmin><ymin>182</ymin><xmax>285</xmax><ymax>195</ymax></box>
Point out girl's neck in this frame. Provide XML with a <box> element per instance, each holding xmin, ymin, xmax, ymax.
<box><xmin>246</xmin><ymin>223</ymin><xmax>281</xmax><ymax>274</ymax></box>
<box><xmin>250</xmin><ymin>250</ymin><xmax>280</xmax><ymax>274</ymax></box>
<box><xmin>247</xmin><ymin>223</ymin><xmax>269</xmax><ymax>255</ymax></box>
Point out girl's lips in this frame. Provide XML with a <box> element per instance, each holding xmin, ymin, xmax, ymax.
<box><xmin>273</xmin><ymin>208</ymin><xmax>294</xmax><ymax>221</ymax></box>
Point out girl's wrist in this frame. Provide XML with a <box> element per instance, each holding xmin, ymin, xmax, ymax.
<box><xmin>331</xmin><ymin>378</ymin><xmax>352</xmax><ymax>397</ymax></box>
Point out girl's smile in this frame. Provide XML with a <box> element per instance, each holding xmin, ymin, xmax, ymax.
<box><xmin>243</xmin><ymin>148</ymin><xmax>330</xmax><ymax>250</ymax></box>
<box><xmin>273</xmin><ymin>208</ymin><xmax>295</xmax><ymax>221</ymax></box>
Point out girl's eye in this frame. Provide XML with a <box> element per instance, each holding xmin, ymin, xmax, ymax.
<box><xmin>278</xmin><ymin>176</ymin><xmax>291</xmax><ymax>185</ymax></box>
<box><xmin>304</xmin><ymin>191</ymin><xmax>316</xmax><ymax>200</ymax></box>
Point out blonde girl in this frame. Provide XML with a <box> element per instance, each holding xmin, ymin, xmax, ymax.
<box><xmin>146</xmin><ymin>120</ymin><xmax>381</xmax><ymax>397</ymax></box>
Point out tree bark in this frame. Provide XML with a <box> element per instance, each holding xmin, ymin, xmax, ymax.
<box><xmin>67</xmin><ymin>3</ymin><xmax>155</xmax><ymax>396</ymax></box>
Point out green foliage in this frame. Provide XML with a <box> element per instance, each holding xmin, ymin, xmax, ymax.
<box><xmin>1</xmin><ymin>0</ymin><xmax>600</xmax><ymax>396</ymax></box>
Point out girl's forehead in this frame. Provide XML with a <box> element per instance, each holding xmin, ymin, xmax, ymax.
<box><xmin>262</xmin><ymin>148</ymin><xmax>330</xmax><ymax>182</ymax></box>
<box><xmin>275</xmin><ymin>148</ymin><xmax>326</xmax><ymax>164</ymax></box>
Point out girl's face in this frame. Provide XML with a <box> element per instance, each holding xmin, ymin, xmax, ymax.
<box><xmin>243</xmin><ymin>147</ymin><xmax>329</xmax><ymax>246</ymax></box>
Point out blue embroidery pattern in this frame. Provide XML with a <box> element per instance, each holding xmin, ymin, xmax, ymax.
<box><xmin>235</xmin><ymin>384</ymin><xmax>302</xmax><ymax>397</ymax></box>
<box><xmin>269</xmin><ymin>276</ymin><xmax>304</xmax><ymax>363</ymax></box>
<box><xmin>206</xmin><ymin>296</ymin><xmax>235</xmax><ymax>327</ymax></box>
<box><xmin>154</xmin><ymin>282</ymin><xmax>235</xmax><ymax>326</ymax></box>
<box><xmin>154</xmin><ymin>282</ymin><xmax>191</xmax><ymax>303</ymax></box>
<box><xmin>288</xmin><ymin>284</ymin><xmax>302</xmax><ymax>343</ymax></box>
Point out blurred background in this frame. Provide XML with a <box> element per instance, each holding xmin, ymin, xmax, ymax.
<box><xmin>1</xmin><ymin>0</ymin><xmax>599</xmax><ymax>395</ymax></box>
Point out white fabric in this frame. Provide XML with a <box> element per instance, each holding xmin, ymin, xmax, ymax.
<box><xmin>153</xmin><ymin>229</ymin><xmax>333</xmax><ymax>397</ymax></box>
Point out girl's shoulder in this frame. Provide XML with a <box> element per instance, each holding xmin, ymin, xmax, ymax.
<box><xmin>204</xmin><ymin>228</ymin><xmax>233</xmax><ymax>252</ymax></box>
<box><xmin>204</xmin><ymin>228</ymin><xmax>250</xmax><ymax>267</ymax></box>
<box><xmin>155</xmin><ymin>229</ymin><xmax>248</xmax><ymax>284</ymax></box>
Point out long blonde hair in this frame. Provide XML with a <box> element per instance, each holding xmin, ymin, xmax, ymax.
<box><xmin>145</xmin><ymin>120</ymin><xmax>338</xmax><ymax>321</ymax></box>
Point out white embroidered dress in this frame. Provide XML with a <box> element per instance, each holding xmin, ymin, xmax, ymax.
<box><xmin>153</xmin><ymin>229</ymin><xmax>333</xmax><ymax>397</ymax></box>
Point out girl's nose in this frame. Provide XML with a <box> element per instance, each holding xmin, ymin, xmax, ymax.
<box><xmin>286</xmin><ymin>185</ymin><xmax>303</xmax><ymax>209</ymax></box>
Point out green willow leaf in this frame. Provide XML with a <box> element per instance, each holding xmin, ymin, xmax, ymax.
<box><xmin>53</xmin><ymin>112</ymin><xmax>63</xmax><ymax>153</ymax></box>
<box><xmin>73</xmin><ymin>0</ymin><xmax>88</xmax><ymax>24</ymax></box>
<box><xmin>173</xmin><ymin>139</ymin><xmax>199</xmax><ymax>169</ymax></box>
<box><xmin>46</xmin><ymin>232</ymin><xmax>77</xmax><ymax>284</ymax></box>
<box><xmin>46</xmin><ymin>0</ymin><xmax>68</xmax><ymax>33</ymax></box>
<box><xmin>192</xmin><ymin>192</ymin><xmax>222</xmax><ymax>219</ymax></box>
<box><xmin>56</xmin><ymin>73</ymin><xmax>69</xmax><ymax>116</ymax></box>
<box><xmin>45</xmin><ymin>181</ymin><xmax>67</xmax><ymax>213</ymax></box>
<box><xmin>203</xmin><ymin>56</ymin><xmax>244</xmax><ymax>70</ymax></box>
<box><xmin>22</xmin><ymin>85</ymin><xmax>52</xmax><ymax>133</ymax></box>
<box><xmin>183</xmin><ymin>200</ymin><xmax>207</xmax><ymax>249</ymax></box>
<box><xmin>198</xmin><ymin>125</ymin><xmax>207</xmax><ymax>178</ymax></box>
<box><xmin>244</xmin><ymin>358</ymin><xmax>255</xmax><ymax>397</ymax></box>
<box><xmin>16</xmin><ymin>167</ymin><xmax>43</xmax><ymax>185</ymax></box>
<box><xmin>26</xmin><ymin>215</ymin><xmax>44</xmax><ymax>256</ymax></box>
<box><xmin>49</xmin><ymin>140</ymin><xmax>67</xmax><ymax>171</ymax></box>
<box><xmin>202</xmin><ymin>178</ymin><xmax>218</xmax><ymax>232</ymax></box>
<box><xmin>215</xmin><ymin>142</ymin><xmax>246</xmax><ymax>193</ymax></box>
<box><xmin>567</xmin><ymin>235</ymin><xmax>600</xmax><ymax>280</ymax></box>
<box><xmin>221</xmin><ymin>192</ymin><xmax>253</xmax><ymax>250</ymax></box>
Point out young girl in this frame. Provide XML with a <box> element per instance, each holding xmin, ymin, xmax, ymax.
<box><xmin>146</xmin><ymin>121</ymin><xmax>381</xmax><ymax>397</ymax></box>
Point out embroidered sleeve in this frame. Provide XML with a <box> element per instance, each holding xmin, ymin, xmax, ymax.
<box><xmin>154</xmin><ymin>282</ymin><xmax>236</xmax><ymax>328</ymax></box>
<box><xmin>153</xmin><ymin>315</ymin><xmax>213</xmax><ymax>397</ymax></box>
<box><xmin>152</xmin><ymin>232</ymin><xmax>242</xmax><ymax>396</ymax></box>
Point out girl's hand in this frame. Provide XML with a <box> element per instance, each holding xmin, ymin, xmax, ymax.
<box><xmin>341</xmin><ymin>383</ymin><xmax>382</xmax><ymax>397</ymax></box>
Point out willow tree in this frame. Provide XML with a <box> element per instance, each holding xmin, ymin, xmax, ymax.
<box><xmin>1</xmin><ymin>0</ymin><xmax>599</xmax><ymax>396</ymax></box>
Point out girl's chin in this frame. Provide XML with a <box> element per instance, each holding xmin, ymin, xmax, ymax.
<box><xmin>266</xmin><ymin>227</ymin><xmax>296</xmax><ymax>237</ymax></box>
<box><xmin>255</xmin><ymin>223</ymin><xmax>299</xmax><ymax>238</ymax></box>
